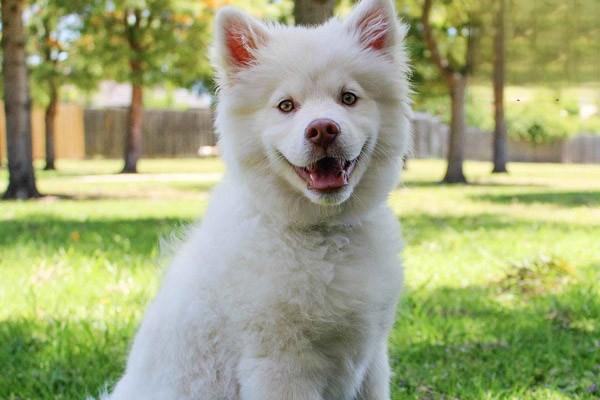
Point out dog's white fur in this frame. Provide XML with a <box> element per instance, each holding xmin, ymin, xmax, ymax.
<box><xmin>107</xmin><ymin>0</ymin><xmax>411</xmax><ymax>398</ymax></box>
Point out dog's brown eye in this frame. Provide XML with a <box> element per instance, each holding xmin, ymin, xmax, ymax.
<box><xmin>277</xmin><ymin>99</ymin><xmax>295</xmax><ymax>113</ymax></box>
<box><xmin>341</xmin><ymin>92</ymin><xmax>358</xmax><ymax>106</ymax></box>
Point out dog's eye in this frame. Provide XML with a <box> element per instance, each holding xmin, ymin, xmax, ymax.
<box><xmin>277</xmin><ymin>99</ymin><xmax>295</xmax><ymax>113</ymax></box>
<box><xmin>341</xmin><ymin>92</ymin><xmax>358</xmax><ymax>106</ymax></box>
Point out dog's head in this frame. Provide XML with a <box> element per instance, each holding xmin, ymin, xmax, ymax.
<box><xmin>213</xmin><ymin>0</ymin><xmax>411</xmax><ymax>224</ymax></box>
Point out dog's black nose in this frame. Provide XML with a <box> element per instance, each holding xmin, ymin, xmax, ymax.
<box><xmin>305</xmin><ymin>118</ymin><xmax>340</xmax><ymax>149</ymax></box>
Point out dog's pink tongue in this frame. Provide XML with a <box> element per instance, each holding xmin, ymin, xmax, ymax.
<box><xmin>309</xmin><ymin>171</ymin><xmax>347</xmax><ymax>190</ymax></box>
<box><xmin>308</xmin><ymin>159</ymin><xmax>347</xmax><ymax>191</ymax></box>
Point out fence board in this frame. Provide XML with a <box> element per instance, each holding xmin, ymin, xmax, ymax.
<box><xmin>0</xmin><ymin>102</ymin><xmax>85</xmax><ymax>161</ymax></box>
<box><xmin>408</xmin><ymin>112</ymin><xmax>599</xmax><ymax>164</ymax></box>
<box><xmin>1</xmin><ymin>105</ymin><xmax>598</xmax><ymax>163</ymax></box>
<box><xmin>84</xmin><ymin>108</ymin><xmax>216</xmax><ymax>158</ymax></box>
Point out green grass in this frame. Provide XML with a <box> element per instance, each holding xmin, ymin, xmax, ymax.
<box><xmin>1</xmin><ymin>159</ymin><xmax>599</xmax><ymax>399</ymax></box>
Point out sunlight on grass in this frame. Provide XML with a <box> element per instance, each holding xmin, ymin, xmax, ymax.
<box><xmin>1</xmin><ymin>158</ymin><xmax>599</xmax><ymax>399</ymax></box>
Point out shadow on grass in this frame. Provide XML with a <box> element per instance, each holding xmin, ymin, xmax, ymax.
<box><xmin>398</xmin><ymin>212</ymin><xmax>599</xmax><ymax>247</ymax></box>
<box><xmin>0</xmin><ymin>180</ymin><xmax>217</xmax><ymax>201</ymax></box>
<box><xmin>474</xmin><ymin>191</ymin><xmax>600</xmax><ymax>207</ymax></box>
<box><xmin>1</xmin><ymin>284</ymin><xmax>597</xmax><ymax>399</ymax></box>
<box><xmin>4</xmin><ymin>211</ymin><xmax>596</xmax><ymax>261</ymax></box>
<box><xmin>400</xmin><ymin>213</ymin><xmax>512</xmax><ymax>246</ymax></box>
<box><xmin>41</xmin><ymin>180</ymin><xmax>216</xmax><ymax>200</ymax></box>
<box><xmin>0</xmin><ymin>215</ymin><xmax>194</xmax><ymax>260</ymax></box>
<box><xmin>390</xmin><ymin>284</ymin><xmax>600</xmax><ymax>398</ymax></box>
<box><xmin>1</xmin><ymin>212</ymin><xmax>518</xmax><ymax>258</ymax></box>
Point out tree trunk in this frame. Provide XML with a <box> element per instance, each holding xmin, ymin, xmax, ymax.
<box><xmin>443</xmin><ymin>75</ymin><xmax>468</xmax><ymax>184</ymax></box>
<box><xmin>122</xmin><ymin>10</ymin><xmax>144</xmax><ymax>174</ymax></box>
<box><xmin>492</xmin><ymin>0</ymin><xmax>508</xmax><ymax>173</ymax></box>
<box><xmin>294</xmin><ymin>0</ymin><xmax>335</xmax><ymax>25</ymax></box>
<box><xmin>122</xmin><ymin>83</ymin><xmax>143</xmax><ymax>173</ymax></box>
<box><xmin>44</xmin><ymin>82</ymin><xmax>58</xmax><ymax>171</ymax></box>
<box><xmin>1</xmin><ymin>0</ymin><xmax>40</xmax><ymax>199</ymax></box>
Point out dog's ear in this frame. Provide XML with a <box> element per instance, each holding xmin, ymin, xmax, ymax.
<box><xmin>213</xmin><ymin>7</ymin><xmax>269</xmax><ymax>77</ymax></box>
<box><xmin>344</xmin><ymin>0</ymin><xmax>406</xmax><ymax>53</ymax></box>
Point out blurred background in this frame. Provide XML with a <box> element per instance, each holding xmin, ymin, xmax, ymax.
<box><xmin>1</xmin><ymin>1</ymin><xmax>599</xmax><ymax>399</ymax></box>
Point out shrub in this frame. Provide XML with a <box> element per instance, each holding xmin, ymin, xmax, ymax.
<box><xmin>413</xmin><ymin>86</ymin><xmax>598</xmax><ymax>144</ymax></box>
<box><xmin>578</xmin><ymin>115</ymin><xmax>600</xmax><ymax>134</ymax></box>
<box><xmin>506</xmin><ymin>99</ymin><xmax>575</xmax><ymax>144</ymax></box>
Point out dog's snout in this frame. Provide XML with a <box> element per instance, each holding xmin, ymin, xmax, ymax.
<box><xmin>305</xmin><ymin>118</ymin><xmax>340</xmax><ymax>148</ymax></box>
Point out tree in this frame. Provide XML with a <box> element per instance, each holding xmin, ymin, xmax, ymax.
<box><xmin>29</xmin><ymin>2</ymin><xmax>68</xmax><ymax>170</ymax></box>
<box><xmin>421</xmin><ymin>0</ymin><xmax>481</xmax><ymax>184</ymax></box>
<box><xmin>294</xmin><ymin>0</ymin><xmax>335</xmax><ymax>25</ymax></box>
<box><xmin>43</xmin><ymin>64</ymin><xmax>59</xmax><ymax>171</ymax></box>
<box><xmin>506</xmin><ymin>0</ymin><xmax>600</xmax><ymax>85</ymax></box>
<box><xmin>80</xmin><ymin>0</ymin><xmax>212</xmax><ymax>173</ymax></box>
<box><xmin>491</xmin><ymin>0</ymin><xmax>507</xmax><ymax>173</ymax></box>
<box><xmin>1</xmin><ymin>0</ymin><xmax>40</xmax><ymax>199</ymax></box>
<box><xmin>27</xmin><ymin>0</ymin><xmax>102</xmax><ymax>171</ymax></box>
<box><xmin>30</xmin><ymin>5</ymin><xmax>61</xmax><ymax>171</ymax></box>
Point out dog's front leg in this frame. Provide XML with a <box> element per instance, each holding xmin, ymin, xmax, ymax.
<box><xmin>356</xmin><ymin>343</ymin><xmax>391</xmax><ymax>400</ymax></box>
<box><xmin>237</xmin><ymin>353</ymin><xmax>326</xmax><ymax>400</ymax></box>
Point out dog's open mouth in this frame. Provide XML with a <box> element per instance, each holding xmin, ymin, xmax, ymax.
<box><xmin>293</xmin><ymin>157</ymin><xmax>358</xmax><ymax>192</ymax></box>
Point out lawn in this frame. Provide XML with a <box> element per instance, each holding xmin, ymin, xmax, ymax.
<box><xmin>1</xmin><ymin>159</ymin><xmax>599</xmax><ymax>400</ymax></box>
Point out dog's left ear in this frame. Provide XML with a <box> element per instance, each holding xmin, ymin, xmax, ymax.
<box><xmin>344</xmin><ymin>0</ymin><xmax>407</xmax><ymax>53</ymax></box>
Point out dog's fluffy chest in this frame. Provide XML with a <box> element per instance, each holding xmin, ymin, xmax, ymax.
<box><xmin>204</xmin><ymin>209</ymin><xmax>402</xmax><ymax>347</ymax></box>
<box><xmin>242</xmin><ymin>227</ymin><xmax>370</xmax><ymax>326</ymax></box>
<box><xmin>110</xmin><ymin>196</ymin><xmax>403</xmax><ymax>400</ymax></box>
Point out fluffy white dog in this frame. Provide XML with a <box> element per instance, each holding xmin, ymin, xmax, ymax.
<box><xmin>108</xmin><ymin>0</ymin><xmax>411</xmax><ymax>398</ymax></box>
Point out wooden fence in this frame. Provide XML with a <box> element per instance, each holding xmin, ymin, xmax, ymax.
<box><xmin>410</xmin><ymin>112</ymin><xmax>600</xmax><ymax>164</ymax></box>
<box><xmin>1</xmin><ymin>105</ymin><xmax>599</xmax><ymax>164</ymax></box>
<box><xmin>84</xmin><ymin>108</ymin><xmax>216</xmax><ymax>158</ymax></box>
<box><xmin>0</xmin><ymin>102</ymin><xmax>85</xmax><ymax>162</ymax></box>
<box><xmin>562</xmin><ymin>134</ymin><xmax>600</xmax><ymax>163</ymax></box>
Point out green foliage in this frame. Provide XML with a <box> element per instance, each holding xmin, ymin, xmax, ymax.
<box><xmin>579</xmin><ymin>117</ymin><xmax>600</xmax><ymax>134</ymax></box>
<box><xmin>399</xmin><ymin>0</ymin><xmax>600</xmax><ymax>142</ymax></box>
<box><xmin>398</xmin><ymin>0</ymin><xmax>496</xmax><ymax>94</ymax></box>
<box><xmin>414</xmin><ymin>85</ymin><xmax>600</xmax><ymax>143</ymax></box>
<box><xmin>1</xmin><ymin>159</ymin><xmax>600</xmax><ymax>399</ymax></box>
<box><xmin>413</xmin><ymin>88</ymin><xmax>494</xmax><ymax>131</ymax></box>
<box><xmin>396</xmin><ymin>6</ymin><xmax>445</xmax><ymax>94</ymax></box>
<box><xmin>507</xmin><ymin>99</ymin><xmax>573</xmax><ymax>144</ymax></box>
<box><xmin>505</xmin><ymin>0</ymin><xmax>600</xmax><ymax>85</ymax></box>
<box><xmin>401</xmin><ymin>0</ymin><xmax>600</xmax><ymax>86</ymax></box>
<box><xmin>228</xmin><ymin>0</ymin><xmax>293</xmax><ymax>23</ymax></box>
<box><xmin>505</xmin><ymin>88</ymin><xmax>600</xmax><ymax>143</ymax></box>
<box><xmin>27</xmin><ymin>0</ymin><xmax>102</xmax><ymax>106</ymax></box>
<box><xmin>77</xmin><ymin>0</ymin><xmax>214</xmax><ymax>90</ymax></box>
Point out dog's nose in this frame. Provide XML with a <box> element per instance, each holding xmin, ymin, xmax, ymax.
<box><xmin>305</xmin><ymin>118</ymin><xmax>340</xmax><ymax>148</ymax></box>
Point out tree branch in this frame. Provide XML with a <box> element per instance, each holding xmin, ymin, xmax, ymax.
<box><xmin>421</xmin><ymin>0</ymin><xmax>454</xmax><ymax>82</ymax></box>
<box><xmin>123</xmin><ymin>8</ymin><xmax>144</xmax><ymax>85</ymax></box>
<box><xmin>463</xmin><ymin>23</ymin><xmax>478</xmax><ymax>76</ymax></box>
<box><xmin>137</xmin><ymin>9</ymin><xmax>156</xmax><ymax>53</ymax></box>
<box><xmin>123</xmin><ymin>8</ymin><xmax>142</xmax><ymax>53</ymax></box>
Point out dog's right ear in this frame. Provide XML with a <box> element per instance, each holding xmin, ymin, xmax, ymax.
<box><xmin>213</xmin><ymin>7</ymin><xmax>269</xmax><ymax>80</ymax></box>
<box><xmin>344</xmin><ymin>0</ymin><xmax>406</xmax><ymax>54</ymax></box>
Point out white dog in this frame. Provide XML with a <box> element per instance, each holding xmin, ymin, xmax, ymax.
<box><xmin>108</xmin><ymin>0</ymin><xmax>411</xmax><ymax>398</ymax></box>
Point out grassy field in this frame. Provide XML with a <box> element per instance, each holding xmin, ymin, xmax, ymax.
<box><xmin>1</xmin><ymin>159</ymin><xmax>599</xmax><ymax>400</ymax></box>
